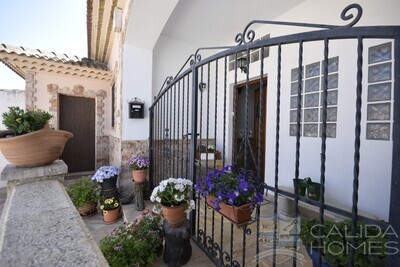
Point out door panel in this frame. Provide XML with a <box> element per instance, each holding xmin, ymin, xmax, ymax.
<box><xmin>59</xmin><ymin>95</ymin><xmax>95</xmax><ymax>173</ymax></box>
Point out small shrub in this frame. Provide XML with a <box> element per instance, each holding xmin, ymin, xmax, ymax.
<box><xmin>99</xmin><ymin>211</ymin><xmax>163</xmax><ymax>267</ymax></box>
<box><xmin>66</xmin><ymin>177</ymin><xmax>100</xmax><ymax>208</ymax></box>
<box><xmin>2</xmin><ymin>106</ymin><xmax>52</xmax><ymax>135</ymax></box>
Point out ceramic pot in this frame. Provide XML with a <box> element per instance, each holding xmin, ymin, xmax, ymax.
<box><xmin>100</xmin><ymin>175</ymin><xmax>118</xmax><ymax>190</ymax></box>
<box><xmin>103</xmin><ymin>207</ymin><xmax>120</xmax><ymax>224</ymax></box>
<box><xmin>0</xmin><ymin>123</ymin><xmax>73</xmax><ymax>167</ymax></box>
<box><xmin>161</xmin><ymin>203</ymin><xmax>187</xmax><ymax>228</ymax></box>
<box><xmin>206</xmin><ymin>196</ymin><xmax>254</xmax><ymax>224</ymax></box>
<box><xmin>77</xmin><ymin>201</ymin><xmax>97</xmax><ymax>217</ymax></box>
<box><xmin>132</xmin><ymin>170</ymin><xmax>147</xmax><ymax>183</ymax></box>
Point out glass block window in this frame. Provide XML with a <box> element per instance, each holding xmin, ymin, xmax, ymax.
<box><xmin>228</xmin><ymin>34</ymin><xmax>270</xmax><ymax>71</ymax></box>
<box><xmin>289</xmin><ymin>57</ymin><xmax>339</xmax><ymax>138</ymax></box>
<box><xmin>366</xmin><ymin>42</ymin><xmax>392</xmax><ymax>140</ymax></box>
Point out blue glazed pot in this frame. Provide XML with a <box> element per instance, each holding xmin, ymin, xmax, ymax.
<box><xmin>305</xmin><ymin>247</ymin><xmax>331</xmax><ymax>267</ymax></box>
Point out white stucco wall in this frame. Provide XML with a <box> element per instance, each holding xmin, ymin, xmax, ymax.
<box><xmin>0</xmin><ymin>89</ymin><xmax>25</xmax><ymax>172</ymax></box>
<box><xmin>121</xmin><ymin>44</ymin><xmax>153</xmax><ymax>140</ymax></box>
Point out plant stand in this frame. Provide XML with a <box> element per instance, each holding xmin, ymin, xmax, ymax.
<box><xmin>100</xmin><ymin>188</ymin><xmax>120</xmax><ymax>204</ymax></box>
<box><xmin>133</xmin><ymin>181</ymin><xmax>146</xmax><ymax>211</ymax></box>
<box><xmin>163</xmin><ymin>219</ymin><xmax>192</xmax><ymax>266</ymax></box>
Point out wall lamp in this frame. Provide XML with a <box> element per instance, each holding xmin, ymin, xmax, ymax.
<box><xmin>237</xmin><ymin>56</ymin><xmax>248</xmax><ymax>73</ymax></box>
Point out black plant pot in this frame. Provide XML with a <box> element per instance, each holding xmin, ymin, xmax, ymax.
<box><xmin>99</xmin><ymin>176</ymin><xmax>120</xmax><ymax>204</ymax></box>
<box><xmin>100</xmin><ymin>175</ymin><xmax>118</xmax><ymax>190</ymax></box>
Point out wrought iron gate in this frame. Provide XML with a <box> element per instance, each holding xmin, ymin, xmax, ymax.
<box><xmin>149</xmin><ymin>4</ymin><xmax>400</xmax><ymax>266</ymax></box>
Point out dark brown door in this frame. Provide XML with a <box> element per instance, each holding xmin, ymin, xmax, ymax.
<box><xmin>59</xmin><ymin>95</ymin><xmax>95</xmax><ymax>173</ymax></box>
<box><xmin>233</xmin><ymin>77</ymin><xmax>267</xmax><ymax>181</ymax></box>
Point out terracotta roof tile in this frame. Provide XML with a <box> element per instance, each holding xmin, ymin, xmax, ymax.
<box><xmin>0</xmin><ymin>43</ymin><xmax>108</xmax><ymax>71</ymax></box>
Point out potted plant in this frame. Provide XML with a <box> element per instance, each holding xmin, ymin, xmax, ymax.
<box><xmin>150</xmin><ymin>178</ymin><xmax>195</xmax><ymax>228</ymax></box>
<box><xmin>0</xmin><ymin>106</ymin><xmax>73</xmax><ymax>167</ymax></box>
<box><xmin>66</xmin><ymin>177</ymin><xmax>100</xmax><ymax>217</ymax></box>
<box><xmin>195</xmin><ymin>165</ymin><xmax>264</xmax><ymax>224</ymax></box>
<box><xmin>128</xmin><ymin>155</ymin><xmax>150</xmax><ymax>183</ymax></box>
<box><xmin>91</xmin><ymin>166</ymin><xmax>120</xmax><ymax>190</ymax></box>
<box><xmin>300</xmin><ymin>218</ymin><xmax>386</xmax><ymax>267</ymax></box>
<box><xmin>196</xmin><ymin>144</ymin><xmax>222</xmax><ymax>160</ymax></box>
<box><xmin>100</xmin><ymin>197</ymin><xmax>120</xmax><ymax>224</ymax></box>
<box><xmin>293</xmin><ymin>177</ymin><xmax>321</xmax><ymax>200</ymax></box>
<box><xmin>99</xmin><ymin>210</ymin><xmax>163</xmax><ymax>267</ymax></box>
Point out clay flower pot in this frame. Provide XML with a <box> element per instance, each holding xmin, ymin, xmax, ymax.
<box><xmin>206</xmin><ymin>196</ymin><xmax>254</xmax><ymax>224</ymax></box>
<box><xmin>132</xmin><ymin>169</ymin><xmax>147</xmax><ymax>183</ymax></box>
<box><xmin>0</xmin><ymin>123</ymin><xmax>73</xmax><ymax>167</ymax></box>
<box><xmin>161</xmin><ymin>203</ymin><xmax>188</xmax><ymax>228</ymax></box>
<box><xmin>103</xmin><ymin>207</ymin><xmax>120</xmax><ymax>224</ymax></box>
<box><xmin>77</xmin><ymin>201</ymin><xmax>98</xmax><ymax>217</ymax></box>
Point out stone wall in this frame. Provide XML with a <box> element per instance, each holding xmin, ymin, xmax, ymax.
<box><xmin>25</xmin><ymin>71</ymin><xmax>37</xmax><ymax>111</ymax></box>
<box><xmin>118</xmin><ymin>140</ymin><xmax>149</xmax><ymax>199</ymax></box>
<box><xmin>0</xmin><ymin>161</ymin><xmax>108</xmax><ymax>266</ymax></box>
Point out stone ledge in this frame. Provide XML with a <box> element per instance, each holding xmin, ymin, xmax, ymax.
<box><xmin>0</xmin><ymin>160</ymin><xmax>67</xmax><ymax>182</ymax></box>
<box><xmin>0</xmin><ymin>179</ymin><xmax>108</xmax><ymax>266</ymax></box>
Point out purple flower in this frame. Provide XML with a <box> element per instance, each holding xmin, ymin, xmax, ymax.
<box><xmin>128</xmin><ymin>156</ymin><xmax>150</xmax><ymax>170</ymax></box>
<box><xmin>195</xmin><ymin>164</ymin><xmax>264</xmax><ymax>208</ymax></box>
<box><xmin>114</xmin><ymin>244</ymin><xmax>123</xmax><ymax>251</ymax></box>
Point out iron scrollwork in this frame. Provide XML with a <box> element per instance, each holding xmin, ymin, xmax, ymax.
<box><xmin>235</xmin><ymin>3</ymin><xmax>363</xmax><ymax>45</ymax></box>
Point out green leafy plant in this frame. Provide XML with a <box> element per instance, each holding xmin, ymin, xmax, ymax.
<box><xmin>66</xmin><ymin>177</ymin><xmax>100</xmax><ymax>208</ymax></box>
<box><xmin>99</xmin><ymin>210</ymin><xmax>163</xmax><ymax>267</ymax></box>
<box><xmin>2</xmin><ymin>106</ymin><xmax>52</xmax><ymax>135</ymax></box>
<box><xmin>300</xmin><ymin>217</ymin><xmax>386</xmax><ymax>266</ymax></box>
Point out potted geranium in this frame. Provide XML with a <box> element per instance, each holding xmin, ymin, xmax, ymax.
<box><xmin>91</xmin><ymin>166</ymin><xmax>120</xmax><ymax>190</ymax></box>
<box><xmin>0</xmin><ymin>106</ymin><xmax>73</xmax><ymax>167</ymax></box>
<box><xmin>128</xmin><ymin>155</ymin><xmax>150</xmax><ymax>183</ymax></box>
<box><xmin>66</xmin><ymin>177</ymin><xmax>100</xmax><ymax>217</ymax></box>
<box><xmin>100</xmin><ymin>197</ymin><xmax>120</xmax><ymax>224</ymax></box>
<box><xmin>195</xmin><ymin>165</ymin><xmax>264</xmax><ymax>224</ymax></box>
<box><xmin>99</xmin><ymin>210</ymin><xmax>163</xmax><ymax>267</ymax></box>
<box><xmin>150</xmin><ymin>178</ymin><xmax>195</xmax><ymax>228</ymax></box>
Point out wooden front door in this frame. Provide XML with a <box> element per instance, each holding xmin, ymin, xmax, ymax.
<box><xmin>233</xmin><ymin>77</ymin><xmax>267</xmax><ymax>181</ymax></box>
<box><xmin>59</xmin><ymin>95</ymin><xmax>95</xmax><ymax>173</ymax></box>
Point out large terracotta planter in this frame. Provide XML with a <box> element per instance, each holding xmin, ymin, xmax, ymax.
<box><xmin>103</xmin><ymin>207</ymin><xmax>120</xmax><ymax>224</ymax></box>
<box><xmin>206</xmin><ymin>196</ymin><xmax>254</xmax><ymax>224</ymax></box>
<box><xmin>132</xmin><ymin>169</ymin><xmax>147</xmax><ymax>182</ymax></box>
<box><xmin>161</xmin><ymin>203</ymin><xmax>187</xmax><ymax>228</ymax></box>
<box><xmin>0</xmin><ymin>124</ymin><xmax>73</xmax><ymax>167</ymax></box>
<box><xmin>77</xmin><ymin>201</ymin><xmax>98</xmax><ymax>217</ymax></box>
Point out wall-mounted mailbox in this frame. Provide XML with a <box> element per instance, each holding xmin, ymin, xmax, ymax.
<box><xmin>129</xmin><ymin>99</ymin><xmax>144</xmax><ymax>119</ymax></box>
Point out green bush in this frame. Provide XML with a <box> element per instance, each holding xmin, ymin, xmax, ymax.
<box><xmin>66</xmin><ymin>177</ymin><xmax>100</xmax><ymax>208</ymax></box>
<box><xmin>99</xmin><ymin>211</ymin><xmax>163</xmax><ymax>267</ymax></box>
<box><xmin>2</xmin><ymin>106</ymin><xmax>52</xmax><ymax>135</ymax></box>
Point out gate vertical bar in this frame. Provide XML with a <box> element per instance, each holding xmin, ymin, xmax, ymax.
<box><xmin>350</xmin><ymin>36</ymin><xmax>363</xmax><ymax>266</ymax></box>
<box><xmin>318</xmin><ymin>38</ymin><xmax>329</xmax><ymax>267</ymax></box>
<box><xmin>190</xmin><ymin>64</ymin><xmax>199</xmax><ymax>235</ymax></box>
<box><xmin>273</xmin><ymin>43</ymin><xmax>282</xmax><ymax>267</ymax></box>
<box><xmin>387</xmin><ymin>35</ymin><xmax>400</xmax><ymax>266</ymax></box>
<box><xmin>149</xmin><ymin>106</ymin><xmax>154</xmax><ymax>190</ymax></box>
<box><xmin>293</xmin><ymin>40</ymin><xmax>304</xmax><ymax>267</ymax></box>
